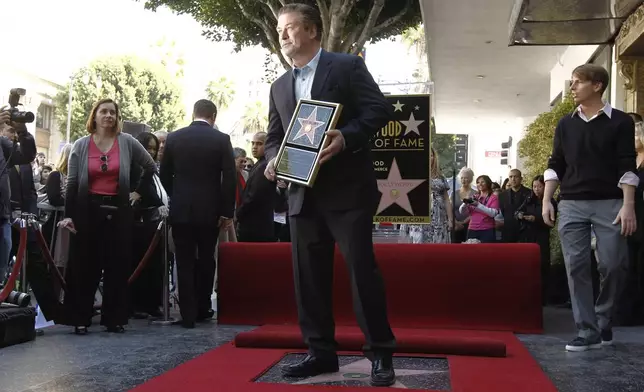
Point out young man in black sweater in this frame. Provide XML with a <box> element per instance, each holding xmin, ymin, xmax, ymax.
<box><xmin>542</xmin><ymin>64</ymin><xmax>638</xmax><ymax>352</ymax></box>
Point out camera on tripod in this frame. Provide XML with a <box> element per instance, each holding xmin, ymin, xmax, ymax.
<box><xmin>6</xmin><ymin>88</ymin><xmax>35</xmax><ymax>124</ymax></box>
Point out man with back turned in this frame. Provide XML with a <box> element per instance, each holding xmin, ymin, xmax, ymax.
<box><xmin>160</xmin><ymin>99</ymin><xmax>236</xmax><ymax>328</ymax></box>
<box><xmin>264</xmin><ymin>3</ymin><xmax>396</xmax><ymax>387</ymax></box>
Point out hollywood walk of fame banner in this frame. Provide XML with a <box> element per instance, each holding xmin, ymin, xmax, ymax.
<box><xmin>372</xmin><ymin>94</ymin><xmax>431</xmax><ymax>224</ymax></box>
<box><xmin>275</xmin><ymin>99</ymin><xmax>343</xmax><ymax>187</ymax></box>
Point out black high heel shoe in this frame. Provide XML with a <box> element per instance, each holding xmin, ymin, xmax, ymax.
<box><xmin>106</xmin><ymin>325</ymin><xmax>125</xmax><ymax>333</ymax></box>
<box><xmin>74</xmin><ymin>326</ymin><xmax>88</xmax><ymax>335</ymax></box>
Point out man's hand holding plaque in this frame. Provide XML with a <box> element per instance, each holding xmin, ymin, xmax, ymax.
<box><xmin>318</xmin><ymin>129</ymin><xmax>345</xmax><ymax>164</ymax></box>
<box><xmin>271</xmin><ymin>99</ymin><xmax>343</xmax><ymax>187</ymax></box>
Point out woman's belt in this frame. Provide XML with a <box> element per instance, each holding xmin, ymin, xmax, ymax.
<box><xmin>88</xmin><ymin>193</ymin><xmax>120</xmax><ymax>208</ymax></box>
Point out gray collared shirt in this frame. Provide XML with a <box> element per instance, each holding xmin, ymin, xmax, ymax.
<box><xmin>293</xmin><ymin>48</ymin><xmax>322</xmax><ymax>101</ymax></box>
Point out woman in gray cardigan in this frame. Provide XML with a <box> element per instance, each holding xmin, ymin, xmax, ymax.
<box><xmin>58</xmin><ymin>98</ymin><xmax>156</xmax><ymax>334</ymax></box>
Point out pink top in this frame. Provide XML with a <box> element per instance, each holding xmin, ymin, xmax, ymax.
<box><xmin>88</xmin><ymin>137</ymin><xmax>120</xmax><ymax>196</ymax></box>
<box><xmin>465</xmin><ymin>193</ymin><xmax>499</xmax><ymax>231</ymax></box>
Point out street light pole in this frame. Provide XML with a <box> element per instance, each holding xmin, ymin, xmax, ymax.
<box><xmin>65</xmin><ymin>76</ymin><xmax>73</xmax><ymax>144</ymax></box>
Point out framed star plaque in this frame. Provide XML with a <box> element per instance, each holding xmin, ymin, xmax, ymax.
<box><xmin>371</xmin><ymin>94</ymin><xmax>432</xmax><ymax>224</ymax></box>
<box><xmin>275</xmin><ymin>99</ymin><xmax>343</xmax><ymax>187</ymax></box>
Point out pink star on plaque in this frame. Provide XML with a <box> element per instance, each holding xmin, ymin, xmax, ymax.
<box><xmin>293</xmin><ymin>107</ymin><xmax>325</xmax><ymax>145</ymax></box>
<box><xmin>376</xmin><ymin>158</ymin><xmax>426</xmax><ymax>215</ymax></box>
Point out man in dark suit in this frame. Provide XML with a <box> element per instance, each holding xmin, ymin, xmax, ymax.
<box><xmin>264</xmin><ymin>3</ymin><xmax>396</xmax><ymax>387</ymax></box>
<box><xmin>236</xmin><ymin>132</ymin><xmax>276</xmax><ymax>242</ymax></box>
<box><xmin>160</xmin><ymin>99</ymin><xmax>236</xmax><ymax>328</ymax></box>
<box><xmin>498</xmin><ymin>169</ymin><xmax>532</xmax><ymax>243</ymax></box>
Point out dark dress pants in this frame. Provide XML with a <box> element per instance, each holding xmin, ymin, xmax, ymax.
<box><xmin>172</xmin><ymin>223</ymin><xmax>219</xmax><ymax>323</ymax></box>
<box><xmin>64</xmin><ymin>201</ymin><xmax>131</xmax><ymax>327</ymax></box>
<box><xmin>289</xmin><ymin>200</ymin><xmax>395</xmax><ymax>358</ymax></box>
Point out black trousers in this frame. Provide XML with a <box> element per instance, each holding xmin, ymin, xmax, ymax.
<box><xmin>63</xmin><ymin>202</ymin><xmax>131</xmax><ymax>327</ymax></box>
<box><xmin>129</xmin><ymin>218</ymin><xmax>163</xmax><ymax>314</ymax></box>
<box><xmin>238</xmin><ymin>227</ymin><xmax>275</xmax><ymax>242</ymax></box>
<box><xmin>172</xmin><ymin>223</ymin><xmax>219</xmax><ymax>323</ymax></box>
<box><xmin>290</xmin><ymin>202</ymin><xmax>395</xmax><ymax>357</ymax></box>
<box><xmin>275</xmin><ymin>221</ymin><xmax>291</xmax><ymax>242</ymax></box>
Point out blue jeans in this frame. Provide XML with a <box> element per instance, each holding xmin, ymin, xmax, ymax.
<box><xmin>467</xmin><ymin>228</ymin><xmax>497</xmax><ymax>243</ymax></box>
<box><xmin>0</xmin><ymin>220</ymin><xmax>12</xmax><ymax>283</ymax></box>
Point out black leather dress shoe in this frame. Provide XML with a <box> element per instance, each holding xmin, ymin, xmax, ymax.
<box><xmin>371</xmin><ymin>356</ymin><xmax>395</xmax><ymax>387</ymax></box>
<box><xmin>181</xmin><ymin>320</ymin><xmax>195</xmax><ymax>329</ymax></box>
<box><xmin>172</xmin><ymin>319</ymin><xmax>195</xmax><ymax>329</ymax></box>
<box><xmin>197</xmin><ymin>309</ymin><xmax>215</xmax><ymax>321</ymax></box>
<box><xmin>282</xmin><ymin>355</ymin><xmax>339</xmax><ymax>377</ymax></box>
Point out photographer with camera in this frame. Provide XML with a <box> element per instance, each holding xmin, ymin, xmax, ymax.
<box><xmin>514</xmin><ymin>175</ymin><xmax>557</xmax><ymax>304</ymax></box>
<box><xmin>0</xmin><ymin>102</ymin><xmax>37</xmax><ymax>287</ymax></box>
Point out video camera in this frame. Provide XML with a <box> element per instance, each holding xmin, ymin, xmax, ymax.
<box><xmin>6</xmin><ymin>88</ymin><xmax>35</xmax><ymax>124</ymax></box>
<box><xmin>514</xmin><ymin>193</ymin><xmax>535</xmax><ymax>229</ymax></box>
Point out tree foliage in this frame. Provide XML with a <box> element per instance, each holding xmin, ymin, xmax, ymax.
<box><xmin>517</xmin><ymin>94</ymin><xmax>576</xmax><ymax>179</ymax></box>
<box><xmin>54</xmin><ymin>56</ymin><xmax>185</xmax><ymax>142</ymax></box>
<box><xmin>141</xmin><ymin>0</ymin><xmax>421</xmax><ymax>69</ymax></box>
<box><xmin>149</xmin><ymin>37</ymin><xmax>186</xmax><ymax>78</ymax></box>
<box><xmin>430</xmin><ymin>118</ymin><xmax>457</xmax><ymax>174</ymax></box>
<box><xmin>206</xmin><ymin>76</ymin><xmax>236</xmax><ymax>111</ymax></box>
<box><xmin>242</xmin><ymin>100</ymin><xmax>269</xmax><ymax>135</ymax></box>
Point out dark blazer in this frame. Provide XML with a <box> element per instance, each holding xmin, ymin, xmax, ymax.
<box><xmin>236</xmin><ymin>156</ymin><xmax>275</xmax><ymax>239</ymax></box>
<box><xmin>265</xmin><ymin>49</ymin><xmax>392</xmax><ymax>216</ymax></box>
<box><xmin>499</xmin><ymin>186</ymin><xmax>533</xmax><ymax>243</ymax></box>
<box><xmin>160</xmin><ymin>121</ymin><xmax>236</xmax><ymax>226</ymax></box>
<box><xmin>9</xmin><ymin>164</ymin><xmax>37</xmax><ymax>213</ymax></box>
<box><xmin>0</xmin><ymin>133</ymin><xmax>36</xmax><ymax>220</ymax></box>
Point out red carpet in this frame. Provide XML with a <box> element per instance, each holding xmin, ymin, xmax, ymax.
<box><xmin>131</xmin><ymin>329</ymin><xmax>557</xmax><ymax>392</ymax></box>
<box><xmin>235</xmin><ymin>325</ymin><xmax>507</xmax><ymax>358</ymax></box>
<box><xmin>218</xmin><ymin>243</ymin><xmax>543</xmax><ymax>333</ymax></box>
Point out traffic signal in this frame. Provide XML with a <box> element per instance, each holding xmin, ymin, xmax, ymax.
<box><xmin>500</xmin><ymin>136</ymin><xmax>512</xmax><ymax>166</ymax></box>
<box><xmin>500</xmin><ymin>150</ymin><xmax>508</xmax><ymax>165</ymax></box>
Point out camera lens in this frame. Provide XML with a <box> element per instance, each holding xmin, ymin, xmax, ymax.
<box><xmin>5</xmin><ymin>291</ymin><xmax>31</xmax><ymax>307</ymax></box>
<box><xmin>10</xmin><ymin>110</ymin><xmax>35</xmax><ymax>124</ymax></box>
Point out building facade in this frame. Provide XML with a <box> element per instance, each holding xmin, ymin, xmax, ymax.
<box><xmin>0</xmin><ymin>64</ymin><xmax>64</xmax><ymax>164</ymax></box>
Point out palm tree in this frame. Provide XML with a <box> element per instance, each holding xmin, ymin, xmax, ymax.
<box><xmin>206</xmin><ymin>77</ymin><xmax>236</xmax><ymax>111</ymax></box>
<box><xmin>241</xmin><ymin>101</ymin><xmax>268</xmax><ymax>135</ymax></box>
<box><xmin>402</xmin><ymin>24</ymin><xmax>429</xmax><ymax>94</ymax></box>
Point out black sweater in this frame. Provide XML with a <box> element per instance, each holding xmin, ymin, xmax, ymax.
<box><xmin>547</xmin><ymin>108</ymin><xmax>637</xmax><ymax>200</ymax></box>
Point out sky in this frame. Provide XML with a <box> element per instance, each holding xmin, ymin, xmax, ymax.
<box><xmin>2</xmin><ymin>0</ymin><xmax>418</xmax><ymax>131</ymax></box>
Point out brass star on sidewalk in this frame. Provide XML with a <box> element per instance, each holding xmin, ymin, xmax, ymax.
<box><xmin>291</xmin><ymin>358</ymin><xmax>446</xmax><ymax>389</ymax></box>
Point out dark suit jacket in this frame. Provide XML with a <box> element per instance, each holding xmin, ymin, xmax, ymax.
<box><xmin>9</xmin><ymin>164</ymin><xmax>38</xmax><ymax>213</ymax></box>
<box><xmin>265</xmin><ymin>49</ymin><xmax>392</xmax><ymax>216</ymax></box>
<box><xmin>0</xmin><ymin>133</ymin><xmax>36</xmax><ymax>220</ymax></box>
<box><xmin>160</xmin><ymin>121</ymin><xmax>236</xmax><ymax>226</ymax></box>
<box><xmin>499</xmin><ymin>186</ymin><xmax>533</xmax><ymax>242</ymax></box>
<box><xmin>236</xmin><ymin>156</ymin><xmax>275</xmax><ymax>239</ymax></box>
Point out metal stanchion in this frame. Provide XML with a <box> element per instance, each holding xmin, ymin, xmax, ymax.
<box><xmin>19</xmin><ymin>217</ymin><xmax>28</xmax><ymax>293</ymax></box>
<box><xmin>151</xmin><ymin>219</ymin><xmax>174</xmax><ymax>326</ymax></box>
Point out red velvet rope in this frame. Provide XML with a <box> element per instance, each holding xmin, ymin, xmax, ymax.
<box><xmin>32</xmin><ymin>227</ymin><xmax>67</xmax><ymax>291</ymax></box>
<box><xmin>1</xmin><ymin>219</ymin><xmax>164</xmax><ymax>306</ymax></box>
<box><xmin>127</xmin><ymin>221</ymin><xmax>164</xmax><ymax>285</ymax></box>
<box><xmin>0</xmin><ymin>227</ymin><xmax>28</xmax><ymax>303</ymax></box>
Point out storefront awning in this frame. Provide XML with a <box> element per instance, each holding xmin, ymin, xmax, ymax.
<box><xmin>508</xmin><ymin>0</ymin><xmax>644</xmax><ymax>46</ymax></box>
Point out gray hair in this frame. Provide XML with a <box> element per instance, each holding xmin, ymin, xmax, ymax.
<box><xmin>458</xmin><ymin>167</ymin><xmax>474</xmax><ymax>179</ymax></box>
<box><xmin>279</xmin><ymin>3</ymin><xmax>323</xmax><ymax>41</ymax></box>
<box><xmin>154</xmin><ymin>131</ymin><xmax>168</xmax><ymax>138</ymax></box>
<box><xmin>233</xmin><ymin>147</ymin><xmax>247</xmax><ymax>159</ymax></box>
